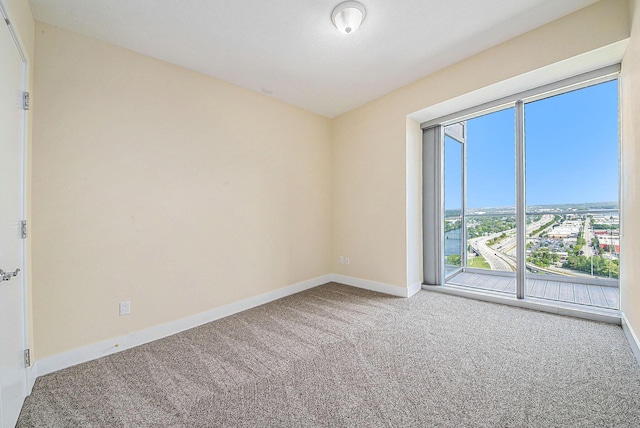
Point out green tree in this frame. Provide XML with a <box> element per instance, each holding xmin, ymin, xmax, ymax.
<box><xmin>467</xmin><ymin>216</ymin><xmax>516</xmax><ymax>238</ymax></box>
<box><xmin>444</xmin><ymin>220</ymin><xmax>462</xmax><ymax>233</ymax></box>
<box><xmin>528</xmin><ymin>248</ymin><xmax>558</xmax><ymax>268</ymax></box>
<box><xmin>446</xmin><ymin>255</ymin><xmax>462</xmax><ymax>267</ymax></box>
<box><xmin>563</xmin><ymin>255</ymin><xmax>619</xmax><ymax>279</ymax></box>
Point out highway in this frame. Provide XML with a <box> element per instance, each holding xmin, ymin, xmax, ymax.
<box><xmin>466</xmin><ymin>213</ymin><xmax>607</xmax><ymax>278</ymax></box>
<box><xmin>468</xmin><ymin>214</ymin><xmax>554</xmax><ymax>271</ymax></box>
<box><xmin>468</xmin><ymin>235</ymin><xmax>513</xmax><ymax>271</ymax></box>
<box><xmin>500</xmin><ymin>213</ymin><xmax>554</xmax><ymax>257</ymax></box>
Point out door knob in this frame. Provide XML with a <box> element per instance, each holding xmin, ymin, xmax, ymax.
<box><xmin>0</xmin><ymin>268</ymin><xmax>20</xmax><ymax>281</ymax></box>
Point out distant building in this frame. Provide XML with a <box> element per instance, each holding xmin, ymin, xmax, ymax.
<box><xmin>548</xmin><ymin>221</ymin><xmax>581</xmax><ymax>239</ymax></box>
<box><xmin>598</xmin><ymin>235</ymin><xmax>620</xmax><ymax>254</ymax></box>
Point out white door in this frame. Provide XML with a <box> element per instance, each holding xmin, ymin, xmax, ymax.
<box><xmin>0</xmin><ymin>11</ymin><xmax>28</xmax><ymax>428</ymax></box>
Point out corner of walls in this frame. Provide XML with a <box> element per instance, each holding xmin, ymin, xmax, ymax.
<box><xmin>620</xmin><ymin>0</ymin><xmax>640</xmax><ymax>363</ymax></box>
<box><xmin>330</xmin><ymin>274</ymin><xmax>420</xmax><ymax>298</ymax></box>
<box><xmin>622</xmin><ymin>313</ymin><xmax>640</xmax><ymax>366</ymax></box>
<box><xmin>328</xmin><ymin>109</ymin><xmax>338</xmax><ymax>276</ymax></box>
<box><xmin>406</xmin><ymin>117</ymin><xmax>423</xmax><ymax>288</ymax></box>
<box><xmin>328</xmin><ymin>104</ymin><xmax>408</xmax><ymax>290</ymax></box>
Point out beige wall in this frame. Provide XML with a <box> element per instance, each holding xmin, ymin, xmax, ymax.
<box><xmin>621</xmin><ymin>0</ymin><xmax>640</xmax><ymax>338</ymax></box>
<box><xmin>32</xmin><ymin>23</ymin><xmax>332</xmax><ymax>359</ymax></box>
<box><xmin>28</xmin><ymin>0</ymin><xmax>640</xmax><ymax>362</ymax></box>
<box><xmin>4</xmin><ymin>0</ymin><xmax>34</xmax><ymax>356</ymax></box>
<box><xmin>5</xmin><ymin>0</ymin><xmax>33</xmax><ymax>51</ymax></box>
<box><xmin>331</xmin><ymin>0</ymin><xmax>630</xmax><ymax>291</ymax></box>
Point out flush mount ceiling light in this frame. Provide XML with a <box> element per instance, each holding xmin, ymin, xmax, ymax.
<box><xmin>331</xmin><ymin>1</ymin><xmax>366</xmax><ymax>35</ymax></box>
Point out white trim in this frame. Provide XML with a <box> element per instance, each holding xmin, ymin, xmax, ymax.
<box><xmin>26</xmin><ymin>365</ymin><xmax>37</xmax><ymax>395</ymax></box>
<box><xmin>407</xmin><ymin>281</ymin><xmax>422</xmax><ymax>297</ymax></box>
<box><xmin>409</xmin><ymin>40</ymin><xmax>627</xmax><ymax>125</ymax></box>
<box><xmin>331</xmin><ymin>274</ymin><xmax>411</xmax><ymax>297</ymax></box>
<box><xmin>36</xmin><ymin>275</ymin><xmax>332</xmax><ymax>377</ymax></box>
<box><xmin>622</xmin><ymin>313</ymin><xmax>640</xmax><ymax>366</ymax></box>
<box><xmin>420</xmin><ymin>65</ymin><xmax>620</xmax><ymax>129</ymax></box>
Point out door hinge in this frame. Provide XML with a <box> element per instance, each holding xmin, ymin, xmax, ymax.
<box><xmin>21</xmin><ymin>220</ymin><xmax>28</xmax><ymax>239</ymax></box>
<box><xmin>24</xmin><ymin>349</ymin><xmax>31</xmax><ymax>368</ymax></box>
<box><xmin>22</xmin><ymin>92</ymin><xmax>29</xmax><ymax>110</ymax></box>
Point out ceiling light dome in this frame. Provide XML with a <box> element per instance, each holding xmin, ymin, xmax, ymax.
<box><xmin>331</xmin><ymin>1</ymin><xmax>366</xmax><ymax>35</ymax></box>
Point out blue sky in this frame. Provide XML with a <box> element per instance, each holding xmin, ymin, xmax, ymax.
<box><xmin>445</xmin><ymin>80</ymin><xmax>619</xmax><ymax>209</ymax></box>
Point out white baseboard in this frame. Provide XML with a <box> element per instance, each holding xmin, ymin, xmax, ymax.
<box><xmin>35</xmin><ymin>273</ymin><xmax>421</xmax><ymax>378</ymax></box>
<box><xmin>622</xmin><ymin>312</ymin><xmax>640</xmax><ymax>366</ymax></box>
<box><xmin>407</xmin><ymin>281</ymin><xmax>422</xmax><ymax>297</ymax></box>
<box><xmin>36</xmin><ymin>274</ymin><xmax>332</xmax><ymax>377</ymax></box>
<box><xmin>27</xmin><ymin>364</ymin><xmax>37</xmax><ymax>395</ymax></box>
<box><xmin>330</xmin><ymin>274</ymin><xmax>415</xmax><ymax>298</ymax></box>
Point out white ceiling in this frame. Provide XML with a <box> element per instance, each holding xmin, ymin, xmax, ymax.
<box><xmin>28</xmin><ymin>0</ymin><xmax>599</xmax><ymax>118</ymax></box>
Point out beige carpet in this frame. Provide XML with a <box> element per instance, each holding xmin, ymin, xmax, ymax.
<box><xmin>17</xmin><ymin>283</ymin><xmax>640</xmax><ymax>427</ymax></box>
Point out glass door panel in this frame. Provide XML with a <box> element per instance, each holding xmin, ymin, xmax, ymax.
<box><xmin>445</xmin><ymin>108</ymin><xmax>516</xmax><ymax>294</ymax></box>
<box><xmin>524</xmin><ymin>81</ymin><xmax>619</xmax><ymax>309</ymax></box>
<box><xmin>465</xmin><ymin>108</ymin><xmax>516</xmax><ymax>281</ymax></box>
<box><xmin>444</xmin><ymin>109</ymin><xmax>517</xmax><ymax>294</ymax></box>
<box><xmin>444</xmin><ymin>134</ymin><xmax>463</xmax><ymax>277</ymax></box>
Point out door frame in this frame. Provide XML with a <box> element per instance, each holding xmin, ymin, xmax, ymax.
<box><xmin>443</xmin><ymin>123</ymin><xmax>466</xmax><ymax>280</ymax></box>
<box><xmin>0</xmin><ymin>0</ymin><xmax>31</xmax><ymax>401</ymax></box>
<box><xmin>422</xmin><ymin>65</ymin><xmax>621</xmax><ymax>291</ymax></box>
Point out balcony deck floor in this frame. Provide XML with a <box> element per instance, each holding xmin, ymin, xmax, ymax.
<box><xmin>446</xmin><ymin>271</ymin><xmax>619</xmax><ymax>310</ymax></box>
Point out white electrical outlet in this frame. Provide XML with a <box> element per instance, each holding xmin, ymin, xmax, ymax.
<box><xmin>119</xmin><ymin>301</ymin><xmax>131</xmax><ymax>316</ymax></box>
<box><xmin>345</xmin><ymin>257</ymin><xmax>350</xmax><ymax>265</ymax></box>
<box><xmin>339</xmin><ymin>256</ymin><xmax>344</xmax><ymax>264</ymax></box>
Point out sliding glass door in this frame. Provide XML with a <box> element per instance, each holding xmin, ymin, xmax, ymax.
<box><xmin>427</xmin><ymin>71</ymin><xmax>620</xmax><ymax>311</ymax></box>
<box><xmin>444</xmin><ymin>131</ymin><xmax>463</xmax><ymax>277</ymax></box>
